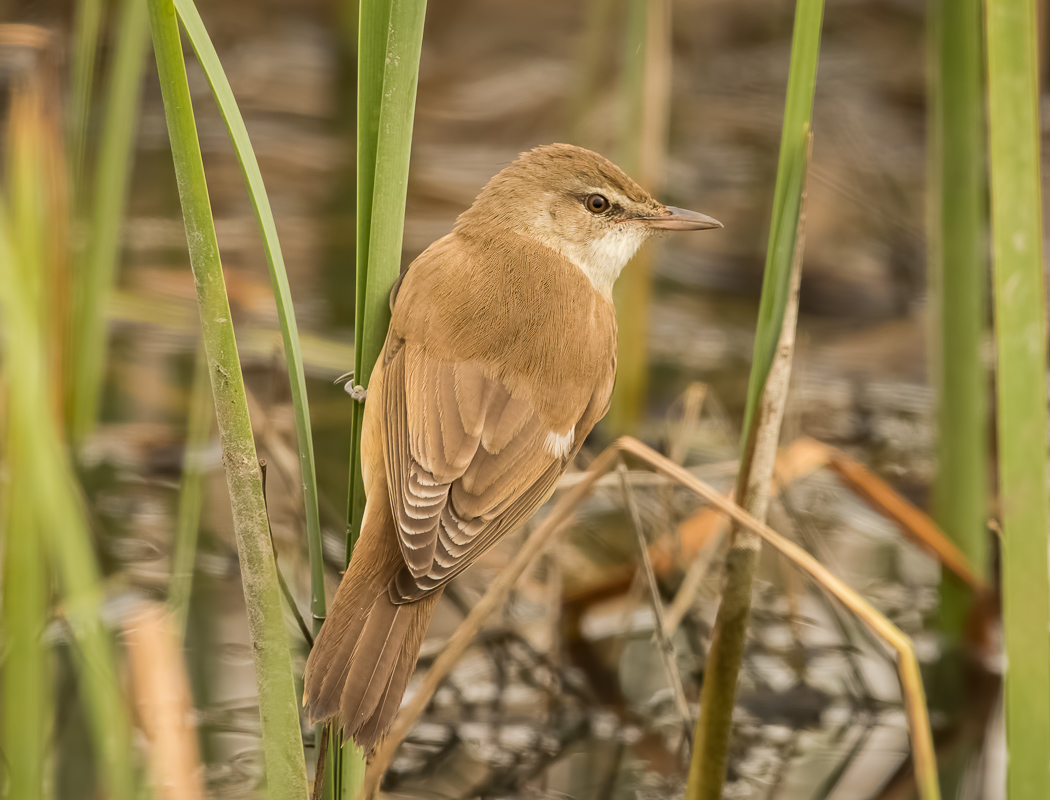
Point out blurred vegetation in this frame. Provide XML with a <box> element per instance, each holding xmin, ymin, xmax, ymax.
<box><xmin>0</xmin><ymin>0</ymin><xmax>1047</xmax><ymax>798</ymax></box>
<box><xmin>607</xmin><ymin>0</ymin><xmax>670</xmax><ymax>434</ymax></box>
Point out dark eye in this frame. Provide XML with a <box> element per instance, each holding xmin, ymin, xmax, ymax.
<box><xmin>585</xmin><ymin>194</ymin><xmax>610</xmax><ymax>214</ymax></box>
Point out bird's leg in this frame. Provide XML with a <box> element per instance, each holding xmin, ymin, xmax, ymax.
<box><xmin>335</xmin><ymin>370</ymin><xmax>368</xmax><ymax>403</ymax></box>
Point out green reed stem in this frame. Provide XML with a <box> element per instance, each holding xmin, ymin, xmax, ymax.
<box><xmin>147</xmin><ymin>0</ymin><xmax>309</xmax><ymax>794</ymax></box>
<box><xmin>341</xmin><ymin>1</ymin><xmax>427</xmax><ymax>790</ymax></box>
<box><xmin>0</xmin><ymin>204</ymin><xmax>137</xmax><ymax>800</ymax></box>
<box><xmin>346</xmin><ymin>0</ymin><xmax>393</xmax><ymax>559</ymax></box>
<box><xmin>71</xmin><ymin>0</ymin><xmax>150</xmax><ymax>439</ymax></box>
<box><xmin>346</xmin><ymin>0</ymin><xmax>427</xmax><ymax>563</ymax></box>
<box><xmin>608</xmin><ymin>0</ymin><xmax>671</xmax><ymax>435</ymax></box>
<box><xmin>173</xmin><ymin>0</ymin><xmax>327</xmax><ymax>643</ymax></box>
<box><xmin>1</xmin><ymin>371</ymin><xmax>50</xmax><ymax>800</ymax></box>
<box><xmin>985</xmin><ymin>0</ymin><xmax>1050</xmax><ymax>795</ymax></box>
<box><xmin>686</xmin><ymin>1</ymin><xmax>823</xmax><ymax>797</ymax></box>
<box><xmin>928</xmin><ymin>0</ymin><xmax>989</xmax><ymax>643</ymax></box>
<box><xmin>68</xmin><ymin>0</ymin><xmax>104</xmax><ymax>184</ymax></box>
<box><xmin>169</xmin><ymin>344</ymin><xmax>213</xmax><ymax>640</ymax></box>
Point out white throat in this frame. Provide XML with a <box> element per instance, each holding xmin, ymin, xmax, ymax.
<box><xmin>557</xmin><ymin>227</ymin><xmax>648</xmax><ymax>297</ymax></box>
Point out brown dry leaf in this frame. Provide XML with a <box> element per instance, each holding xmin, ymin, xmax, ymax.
<box><xmin>825</xmin><ymin>447</ymin><xmax>988</xmax><ymax>592</ymax></box>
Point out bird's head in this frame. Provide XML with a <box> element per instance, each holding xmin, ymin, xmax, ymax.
<box><xmin>456</xmin><ymin>143</ymin><xmax>722</xmax><ymax>296</ymax></box>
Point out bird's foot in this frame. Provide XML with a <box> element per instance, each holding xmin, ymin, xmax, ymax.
<box><xmin>335</xmin><ymin>371</ymin><xmax>368</xmax><ymax>403</ymax></box>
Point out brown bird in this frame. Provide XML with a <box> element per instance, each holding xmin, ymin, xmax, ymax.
<box><xmin>303</xmin><ymin>143</ymin><xmax>721</xmax><ymax>750</ymax></box>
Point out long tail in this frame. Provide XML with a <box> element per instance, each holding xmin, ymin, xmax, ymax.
<box><xmin>304</xmin><ymin>499</ymin><xmax>440</xmax><ymax>751</ymax></box>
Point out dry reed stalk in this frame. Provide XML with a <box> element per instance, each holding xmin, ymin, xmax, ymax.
<box><xmin>618</xmin><ymin>461</ymin><xmax>695</xmax><ymax>743</ymax></box>
<box><xmin>361</xmin><ymin>437</ymin><xmax>939</xmax><ymax>800</ymax></box>
<box><xmin>126</xmin><ymin>603</ymin><xmax>206</xmax><ymax>800</ymax></box>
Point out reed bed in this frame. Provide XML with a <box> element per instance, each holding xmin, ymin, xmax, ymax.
<box><xmin>1</xmin><ymin>0</ymin><xmax>1047</xmax><ymax>798</ymax></box>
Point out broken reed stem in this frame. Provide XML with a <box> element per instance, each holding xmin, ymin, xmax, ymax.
<box><xmin>686</xmin><ymin>132</ymin><xmax>810</xmax><ymax>800</ymax></box>
<box><xmin>364</xmin><ymin>437</ymin><xmax>939</xmax><ymax>800</ymax></box>
<box><xmin>617</xmin><ymin>461</ymin><xmax>695</xmax><ymax>745</ymax></box>
<box><xmin>259</xmin><ymin>460</ymin><xmax>315</xmax><ymax>649</ymax></box>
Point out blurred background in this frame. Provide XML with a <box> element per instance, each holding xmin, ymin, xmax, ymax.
<box><xmin>0</xmin><ymin>0</ymin><xmax>1032</xmax><ymax>797</ymax></box>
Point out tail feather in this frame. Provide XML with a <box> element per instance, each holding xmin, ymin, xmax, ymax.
<box><xmin>303</xmin><ymin>497</ymin><xmax>440</xmax><ymax>751</ymax></box>
<box><xmin>355</xmin><ymin>643</ymin><xmax>414</xmax><ymax>749</ymax></box>
<box><xmin>345</xmin><ymin>591</ymin><xmax>439</xmax><ymax>751</ymax></box>
<box><xmin>305</xmin><ymin>596</ymin><xmax>369</xmax><ymax>720</ymax></box>
<box><xmin>341</xmin><ymin>599</ymin><xmax>406</xmax><ymax>729</ymax></box>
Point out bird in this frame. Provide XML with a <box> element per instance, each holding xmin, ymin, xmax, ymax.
<box><xmin>303</xmin><ymin>142</ymin><xmax>721</xmax><ymax>751</ymax></box>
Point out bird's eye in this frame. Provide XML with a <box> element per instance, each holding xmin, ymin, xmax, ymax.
<box><xmin>585</xmin><ymin>194</ymin><xmax>610</xmax><ymax>214</ymax></box>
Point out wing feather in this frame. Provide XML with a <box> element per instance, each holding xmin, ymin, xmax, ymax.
<box><xmin>382</xmin><ymin>338</ymin><xmax>602</xmax><ymax>602</ymax></box>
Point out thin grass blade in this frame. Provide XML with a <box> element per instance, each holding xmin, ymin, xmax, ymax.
<box><xmin>0</xmin><ymin>206</ymin><xmax>137</xmax><ymax>800</ymax></box>
<box><xmin>740</xmin><ymin>0</ymin><xmax>823</xmax><ymax>444</ymax></box>
<box><xmin>1</xmin><ymin>298</ymin><xmax>51</xmax><ymax>800</ymax></box>
<box><xmin>2</xmin><ymin>52</ymin><xmax>137</xmax><ymax>800</ymax></box>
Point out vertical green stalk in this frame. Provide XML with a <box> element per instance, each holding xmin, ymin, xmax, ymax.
<box><xmin>147</xmin><ymin>1</ymin><xmax>308</xmax><ymax>796</ymax></box>
<box><xmin>985</xmin><ymin>0</ymin><xmax>1050</xmax><ymax>795</ymax></box>
<box><xmin>740</xmin><ymin>4</ymin><xmax>822</xmax><ymax>444</ymax></box>
<box><xmin>2</xmin><ymin>105</ymin><xmax>51</xmax><ymax>800</ymax></box>
<box><xmin>169</xmin><ymin>345</ymin><xmax>213</xmax><ymax>639</ymax></box>
<box><xmin>3</xmin><ymin>65</ymin><xmax>136</xmax><ymax>800</ymax></box>
<box><xmin>163</xmin><ymin>5</ymin><xmax>332</xmax><ymax>790</ymax></box>
<box><xmin>346</xmin><ymin>0</ymin><xmax>393</xmax><ymax>558</ymax></box>
<box><xmin>566</xmin><ymin>0</ymin><xmax>620</xmax><ymax>145</ymax></box>
<box><xmin>342</xmin><ymin>2</ymin><xmax>427</xmax><ymax>790</ymax></box>
<box><xmin>68</xmin><ymin>0</ymin><xmax>105</xmax><ymax>184</ymax></box>
<box><xmin>1</xmin><ymin>428</ymin><xmax>50</xmax><ymax>800</ymax></box>
<box><xmin>928</xmin><ymin>0</ymin><xmax>988</xmax><ymax>643</ymax></box>
<box><xmin>164</xmin><ymin>8</ymin><xmax>339</xmax><ymax>790</ymax></box>
<box><xmin>687</xmin><ymin>2</ymin><xmax>823</xmax><ymax>797</ymax></box>
<box><xmin>607</xmin><ymin>0</ymin><xmax>670</xmax><ymax>434</ymax></box>
<box><xmin>1</xmin><ymin>215</ymin><xmax>136</xmax><ymax>800</ymax></box>
<box><xmin>70</xmin><ymin>0</ymin><xmax>151</xmax><ymax>438</ymax></box>
<box><xmin>359</xmin><ymin>0</ymin><xmax>427</xmax><ymax>396</ymax></box>
<box><xmin>346</xmin><ymin>0</ymin><xmax>427</xmax><ymax>565</ymax></box>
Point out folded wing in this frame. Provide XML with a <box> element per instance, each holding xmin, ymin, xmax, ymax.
<box><xmin>381</xmin><ymin>337</ymin><xmax>600</xmax><ymax>602</ymax></box>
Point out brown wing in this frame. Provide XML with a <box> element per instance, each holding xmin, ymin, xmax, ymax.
<box><xmin>380</xmin><ymin>336</ymin><xmax>605</xmax><ymax>603</ymax></box>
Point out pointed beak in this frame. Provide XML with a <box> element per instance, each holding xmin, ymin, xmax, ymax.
<box><xmin>631</xmin><ymin>206</ymin><xmax>723</xmax><ymax>231</ymax></box>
